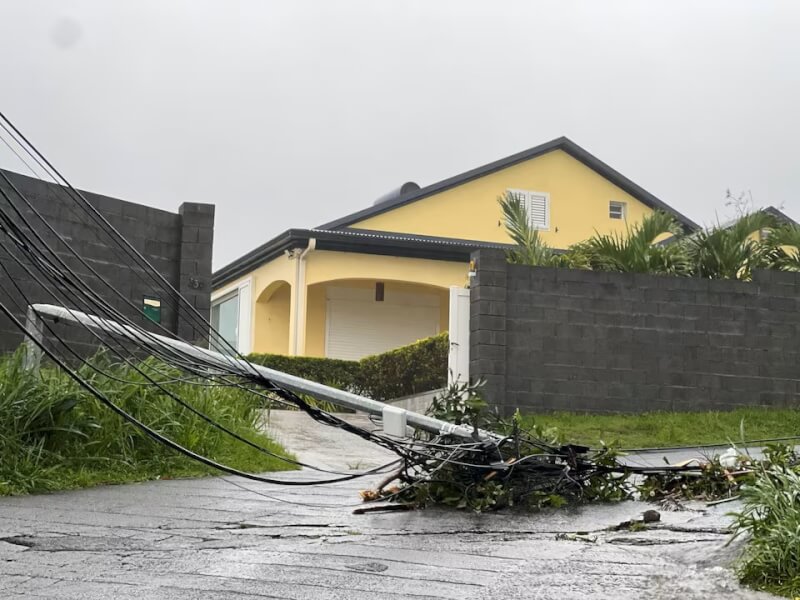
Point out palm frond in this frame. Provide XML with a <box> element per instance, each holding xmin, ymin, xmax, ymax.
<box><xmin>763</xmin><ymin>223</ymin><xmax>800</xmax><ymax>272</ymax></box>
<box><xmin>685</xmin><ymin>212</ymin><xmax>776</xmax><ymax>280</ymax></box>
<box><xmin>581</xmin><ymin>211</ymin><xmax>690</xmax><ymax>275</ymax></box>
<box><xmin>498</xmin><ymin>192</ymin><xmax>560</xmax><ymax>267</ymax></box>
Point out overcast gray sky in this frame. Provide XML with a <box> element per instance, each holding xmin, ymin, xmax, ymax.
<box><xmin>2</xmin><ymin>1</ymin><xmax>799</xmax><ymax>269</ymax></box>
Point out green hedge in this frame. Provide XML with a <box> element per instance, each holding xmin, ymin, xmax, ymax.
<box><xmin>355</xmin><ymin>334</ymin><xmax>449</xmax><ymax>401</ymax></box>
<box><xmin>246</xmin><ymin>353</ymin><xmax>361</xmax><ymax>391</ymax></box>
<box><xmin>247</xmin><ymin>333</ymin><xmax>448</xmax><ymax>402</ymax></box>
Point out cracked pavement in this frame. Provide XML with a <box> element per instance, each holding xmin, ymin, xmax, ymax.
<box><xmin>0</xmin><ymin>412</ymin><xmax>779</xmax><ymax>599</ymax></box>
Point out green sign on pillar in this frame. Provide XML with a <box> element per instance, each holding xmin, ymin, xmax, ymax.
<box><xmin>143</xmin><ymin>296</ymin><xmax>161</xmax><ymax>324</ymax></box>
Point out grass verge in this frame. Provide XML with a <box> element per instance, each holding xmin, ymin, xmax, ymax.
<box><xmin>0</xmin><ymin>349</ymin><xmax>296</xmax><ymax>496</ymax></box>
<box><xmin>519</xmin><ymin>408</ymin><xmax>800</xmax><ymax>449</ymax></box>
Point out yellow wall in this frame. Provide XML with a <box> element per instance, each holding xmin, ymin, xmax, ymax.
<box><xmin>304</xmin><ymin>250</ymin><xmax>468</xmax><ymax>288</ymax></box>
<box><xmin>253</xmin><ymin>282</ymin><xmax>290</xmax><ymax>354</ymax></box>
<box><xmin>213</xmin><ymin>255</ymin><xmax>297</xmax><ymax>355</ymax></box>
<box><xmin>221</xmin><ymin>248</ymin><xmax>468</xmax><ymax>357</ymax></box>
<box><xmin>351</xmin><ymin>149</ymin><xmax>655</xmax><ymax>248</ymax></box>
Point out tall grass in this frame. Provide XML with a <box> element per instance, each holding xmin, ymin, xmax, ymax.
<box><xmin>731</xmin><ymin>457</ymin><xmax>800</xmax><ymax>597</ymax></box>
<box><xmin>0</xmin><ymin>349</ymin><xmax>295</xmax><ymax>495</ymax></box>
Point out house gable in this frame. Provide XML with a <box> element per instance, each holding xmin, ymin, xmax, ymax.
<box><xmin>323</xmin><ymin>138</ymin><xmax>697</xmax><ymax>249</ymax></box>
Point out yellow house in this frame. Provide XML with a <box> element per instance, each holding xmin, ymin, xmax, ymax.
<box><xmin>211</xmin><ymin>137</ymin><xmax>697</xmax><ymax>359</ymax></box>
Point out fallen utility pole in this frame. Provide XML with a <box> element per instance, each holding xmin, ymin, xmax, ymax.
<box><xmin>28</xmin><ymin>303</ymin><xmax>499</xmax><ymax>443</ymax></box>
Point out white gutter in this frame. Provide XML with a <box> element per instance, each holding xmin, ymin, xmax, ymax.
<box><xmin>291</xmin><ymin>238</ymin><xmax>316</xmax><ymax>355</ymax></box>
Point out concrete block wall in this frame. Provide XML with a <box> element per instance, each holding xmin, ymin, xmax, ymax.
<box><xmin>0</xmin><ymin>170</ymin><xmax>215</xmax><ymax>355</ymax></box>
<box><xmin>470</xmin><ymin>248</ymin><xmax>800</xmax><ymax>415</ymax></box>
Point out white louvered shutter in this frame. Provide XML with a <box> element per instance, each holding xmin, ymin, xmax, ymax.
<box><xmin>528</xmin><ymin>192</ymin><xmax>549</xmax><ymax>230</ymax></box>
<box><xmin>507</xmin><ymin>189</ymin><xmax>550</xmax><ymax>231</ymax></box>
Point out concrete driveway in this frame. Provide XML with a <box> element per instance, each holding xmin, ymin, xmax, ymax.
<box><xmin>0</xmin><ymin>411</ymin><xmax>778</xmax><ymax>599</ymax></box>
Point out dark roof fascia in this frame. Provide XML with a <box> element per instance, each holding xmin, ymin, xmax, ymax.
<box><xmin>212</xmin><ymin>229</ymin><xmax>307</xmax><ymax>288</ymax></box>
<box><xmin>317</xmin><ymin>137</ymin><xmax>700</xmax><ymax>233</ymax></box>
<box><xmin>212</xmin><ymin>228</ymin><xmax>515</xmax><ymax>289</ymax></box>
<box><xmin>763</xmin><ymin>206</ymin><xmax>798</xmax><ymax>226</ymax></box>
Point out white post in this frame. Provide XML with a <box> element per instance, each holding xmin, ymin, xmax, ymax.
<box><xmin>236</xmin><ymin>280</ymin><xmax>252</xmax><ymax>355</ymax></box>
<box><xmin>447</xmin><ymin>287</ymin><xmax>470</xmax><ymax>386</ymax></box>
<box><xmin>23</xmin><ymin>306</ymin><xmax>44</xmax><ymax>372</ymax></box>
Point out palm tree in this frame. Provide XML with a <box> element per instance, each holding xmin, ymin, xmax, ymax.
<box><xmin>578</xmin><ymin>211</ymin><xmax>691</xmax><ymax>275</ymax></box>
<box><xmin>763</xmin><ymin>222</ymin><xmax>800</xmax><ymax>272</ymax></box>
<box><xmin>684</xmin><ymin>212</ymin><xmax>777</xmax><ymax>280</ymax></box>
<box><xmin>498</xmin><ymin>192</ymin><xmax>564</xmax><ymax>267</ymax></box>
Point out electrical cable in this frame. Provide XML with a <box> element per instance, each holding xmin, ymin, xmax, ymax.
<box><xmin>0</xmin><ymin>247</ymin><xmax>409</xmax><ymax>478</ymax></box>
<box><xmin>0</xmin><ymin>300</ymin><xmax>415</xmax><ymax>486</ymax></box>
<box><xmin>0</xmin><ymin>112</ymin><xmax>723</xmax><ymax>508</ymax></box>
<box><xmin>0</xmin><ymin>116</ymin><xmax>247</xmax><ymax>367</ymax></box>
<box><xmin>4</xmin><ymin>150</ymin><xmax>418</xmax><ymax>482</ymax></box>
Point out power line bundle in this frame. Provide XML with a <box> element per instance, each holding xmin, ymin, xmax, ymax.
<box><xmin>0</xmin><ymin>112</ymin><xmax>411</xmax><ymax>487</ymax></box>
<box><xmin>0</xmin><ymin>112</ymin><xmax>713</xmax><ymax>510</ymax></box>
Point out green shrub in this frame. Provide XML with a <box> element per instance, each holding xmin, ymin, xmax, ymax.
<box><xmin>356</xmin><ymin>333</ymin><xmax>448</xmax><ymax>401</ymax></box>
<box><xmin>247</xmin><ymin>353</ymin><xmax>361</xmax><ymax>391</ymax></box>
<box><xmin>731</xmin><ymin>452</ymin><xmax>800</xmax><ymax>597</ymax></box>
<box><xmin>246</xmin><ymin>333</ymin><xmax>449</xmax><ymax>402</ymax></box>
<box><xmin>0</xmin><ymin>350</ymin><xmax>295</xmax><ymax>496</ymax></box>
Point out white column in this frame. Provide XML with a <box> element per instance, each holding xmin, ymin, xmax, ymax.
<box><xmin>447</xmin><ymin>286</ymin><xmax>470</xmax><ymax>386</ymax></box>
<box><xmin>236</xmin><ymin>280</ymin><xmax>252</xmax><ymax>355</ymax></box>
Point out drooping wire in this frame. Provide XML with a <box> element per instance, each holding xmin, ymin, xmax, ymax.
<box><xmin>0</xmin><ymin>115</ymin><xmax>245</xmax><ymax>366</ymax></box>
<box><xmin>0</xmin><ymin>114</ymin><xmax>428</xmax><ymax>483</ymax></box>
<box><xmin>0</xmin><ymin>227</ymin><xmax>409</xmax><ymax>478</ymax></box>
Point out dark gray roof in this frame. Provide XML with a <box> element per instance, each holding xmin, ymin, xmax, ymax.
<box><xmin>656</xmin><ymin>205</ymin><xmax>797</xmax><ymax>246</ymax></box>
<box><xmin>762</xmin><ymin>206</ymin><xmax>798</xmax><ymax>226</ymax></box>
<box><xmin>212</xmin><ymin>228</ymin><xmax>513</xmax><ymax>289</ymax></box>
<box><xmin>318</xmin><ymin>136</ymin><xmax>700</xmax><ymax>232</ymax></box>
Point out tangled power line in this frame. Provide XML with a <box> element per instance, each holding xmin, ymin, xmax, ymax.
<box><xmin>0</xmin><ymin>112</ymin><xmax>712</xmax><ymax>511</ymax></box>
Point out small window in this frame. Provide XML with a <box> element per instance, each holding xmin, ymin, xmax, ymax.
<box><xmin>609</xmin><ymin>201</ymin><xmax>626</xmax><ymax>220</ymax></box>
<box><xmin>507</xmin><ymin>189</ymin><xmax>550</xmax><ymax>230</ymax></box>
<box><xmin>210</xmin><ymin>291</ymin><xmax>239</xmax><ymax>353</ymax></box>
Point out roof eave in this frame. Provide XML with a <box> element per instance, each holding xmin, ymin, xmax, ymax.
<box><xmin>212</xmin><ymin>229</ymin><xmax>309</xmax><ymax>288</ymax></box>
<box><xmin>212</xmin><ymin>229</ymin><xmax>515</xmax><ymax>289</ymax></box>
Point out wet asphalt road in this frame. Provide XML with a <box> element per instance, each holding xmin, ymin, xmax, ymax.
<box><xmin>0</xmin><ymin>412</ymin><xmax>779</xmax><ymax>599</ymax></box>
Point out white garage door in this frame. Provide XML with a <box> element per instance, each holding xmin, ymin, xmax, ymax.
<box><xmin>325</xmin><ymin>286</ymin><xmax>440</xmax><ymax>360</ymax></box>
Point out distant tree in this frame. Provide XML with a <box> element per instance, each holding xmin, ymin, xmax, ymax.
<box><xmin>683</xmin><ymin>211</ymin><xmax>777</xmax><ymax>280</ymax></box>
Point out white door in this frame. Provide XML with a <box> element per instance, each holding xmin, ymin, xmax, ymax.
<box><xmin>325</xmin><ymin>286</ymin><xmax>440</xmax><ymax>360</ymax></box>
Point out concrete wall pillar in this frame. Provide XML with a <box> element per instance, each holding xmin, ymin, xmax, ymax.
<box><xmin>177</xmin><ymin>203</ymin><xmax>215</xmax><ymax>345</ymax></box>
<box><xmin>468</xmin><ymin>249</ymin><xmax>509</xmax><ymax>415</ymax></box>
